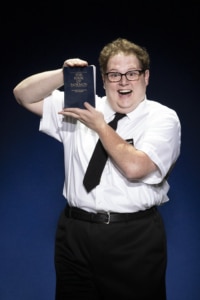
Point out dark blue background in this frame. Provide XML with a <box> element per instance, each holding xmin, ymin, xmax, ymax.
<box><xmin>1</xmin><ymin>2</ymin><xmax>199</xmax><ymax>299</ymax></box>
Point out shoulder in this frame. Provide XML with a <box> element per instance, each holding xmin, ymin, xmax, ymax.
<box><xmin>145</xmin><ymin>99</ymin><xmax>180</xmax><ymax>121</ymax></box>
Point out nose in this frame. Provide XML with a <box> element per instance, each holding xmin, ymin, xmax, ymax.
<box><xmin>120</xmin><ymin>74</ymin><xmax>128</xmax><ymax>84</ymax></box>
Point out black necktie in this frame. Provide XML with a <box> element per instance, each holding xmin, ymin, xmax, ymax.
<box><xmin>83</xmin><ymin>113</ymin><xmax>126</xmax><ymax>192</ymax></box>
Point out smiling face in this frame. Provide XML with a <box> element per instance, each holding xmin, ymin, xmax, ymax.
<box><xmin>102</xmin><ymin>53</ymin><xmax>149</xmax><ymax>114</ymax></box>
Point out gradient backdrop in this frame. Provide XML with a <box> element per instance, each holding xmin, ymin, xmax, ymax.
<box><xmin>1</xmin><ymin>2</ymin><xmax>199</xmax><ymax>300</ymax></box>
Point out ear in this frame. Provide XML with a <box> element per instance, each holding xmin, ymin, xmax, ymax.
<box><xmin>144</xmin><ymin>69</ymin><xmax>150</xmax><ymax>86</ymax></box>
<box><xmin>102</xmin><ymin>74</ymin><xmax>106</xmax><ymax>89</ymax></box>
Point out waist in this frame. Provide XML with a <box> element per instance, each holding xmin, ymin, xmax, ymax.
<box><xmin>65</xmin><ymin>205</ymin><xmax>157</xmax><ymax>224</ymax></box>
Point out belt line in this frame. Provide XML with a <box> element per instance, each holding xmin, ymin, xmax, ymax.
<box><xmin>65</xmin><ymin>205</ymin><xmax>156</xmax><ymax>224</ymax></box>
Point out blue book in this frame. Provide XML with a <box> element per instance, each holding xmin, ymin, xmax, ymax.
<box><xmin>64</xmin><ymin>65</ymin><xmax>96</xmax><ymax>109</ymax></box>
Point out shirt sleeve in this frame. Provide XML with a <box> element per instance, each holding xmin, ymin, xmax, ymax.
<box><xmin>137</xmin><ymin>105</ymin><xmax>181</xmax><ymax>184</ymax></box>
<box><xmin>39</xmin><ymin>90</ymin><xmax>65</xmax><ymax>142</ymax></box>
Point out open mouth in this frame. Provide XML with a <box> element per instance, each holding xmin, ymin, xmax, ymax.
<box><xmin>118</xmin><ymin>89</ymin><xmax>132</xmax><ymax>95</ymax></box>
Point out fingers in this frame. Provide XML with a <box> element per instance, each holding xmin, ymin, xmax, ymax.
<box><xmin>58</xmin><ymin>104</ymin><xmax>96</xmax><ymax>123</ymax></box>
<box><xmin>63</xmin><ymin>58</ymin><xmax>88</xmax><ymax>68</ymax></box>
<box><xmin>83</xmin><ymin>102</ymin><xmax>95</xmax><ymax>111</ymax></box>
<box><xmin>58</xmin><ymin>102</ymin><xmax>94</xmax><ymax>116</ymax></box>
<box><xmin>58</xmin><ymin>107</ymin><xmax>83</xmax><ymax>116</ymax></box>
<box><xmin>58</xmin><ymin>106</ymin><xmax>88</xmax><ymax>119</ymax></box>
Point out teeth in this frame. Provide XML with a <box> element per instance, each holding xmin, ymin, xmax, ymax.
<box><xmin>119</xmin><ymin>90</ymin><xmax>131</xmax><ymax>94</ymax></box>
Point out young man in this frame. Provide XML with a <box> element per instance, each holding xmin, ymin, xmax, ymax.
<box><xmin>13</xmin><ymin>37</ymin><xmax>181</xmax><ymax>300</ymax></box>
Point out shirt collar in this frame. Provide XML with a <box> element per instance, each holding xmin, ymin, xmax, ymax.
<box><xmin>100</xmin><ymin>95</ymin><xmax>147</xmax><ymax>122</ymax></box>
<box><xmin>127</xmin><ymin>97</ymin><xmax>147</xmax><ymax>120</ymax></box>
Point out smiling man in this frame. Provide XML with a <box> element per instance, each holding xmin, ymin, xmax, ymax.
<box><xmin>13</xmin><ymin>37</ymin><xmax>181</xmax><ymax>300</ymax></box>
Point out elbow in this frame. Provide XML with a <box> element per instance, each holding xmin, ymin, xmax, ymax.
<box><xmin>121</xmin><ymin>151</ymin><xmax>157</xmax><ymax>180</ymax></box>
<box><xmin>122</xmin><ymin>161</ymin><xmax>156</xmax><ymax>181</ymax></box>
<box><xmin>13</xmin><ymin>86</ymin><xmax>21</xmax><ymax>105</ymax></box>
<box><xmin>123</xmin><ymin>164</ymin><xmax>145</xmax><ymax>180</ymax></box>
<box><xmin>13</xmin><ymin>85</ymin><xmax>26</xmax><ymax>106</ymax></box>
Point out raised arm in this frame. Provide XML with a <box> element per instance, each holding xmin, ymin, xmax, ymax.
<box><xmin>13</xmin><ymin>58</ymin><xmax>88</xmax><ymax>116</ymax></box>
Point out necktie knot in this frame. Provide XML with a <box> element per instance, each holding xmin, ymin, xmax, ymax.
<box><xmin>109</xmin><ymin>113</ymin><xmax>126</xmax><ymax>130</ymax></box>
<box><xmin>114</xmin><ymin>112</ymin><xmax>126</xmax><ymax>120</ymax></box>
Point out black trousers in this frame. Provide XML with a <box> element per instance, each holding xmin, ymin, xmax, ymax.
<box><xmin>54</xmin><ymin>206</ymin><xmax>167</xmax><ymax>300</ymax></box>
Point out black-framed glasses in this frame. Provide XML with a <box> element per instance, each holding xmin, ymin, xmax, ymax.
<box><xmin>105</xmin><ymin>70</ymin><xmax>145</xmax><ymax>82</ymax></box>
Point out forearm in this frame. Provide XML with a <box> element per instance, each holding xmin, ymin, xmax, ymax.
<box><xmin>13</xmin><ymin>59</ymin><xmax>88</xmax><ymax>116</ymax></box>
<box><xmin>98</xmin><ymin>124</ymin><xmax>157</xmax><ymax>180</ymax></box>
<box><xmin>13</xmin><ymin>68</ymin><xmax>64</xmax><ymax>105</ymax></box>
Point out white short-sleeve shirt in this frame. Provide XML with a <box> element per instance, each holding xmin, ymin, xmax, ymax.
<box><xmin>39</xmin><ymin>90</ymin><xmax>181</xmax><ymax>213</ymax></box>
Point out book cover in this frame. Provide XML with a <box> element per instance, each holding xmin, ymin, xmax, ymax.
<box><xmin>63</xmin><ymin>65</ymin><xmax>96</xmax><ymax>109</ymax></box>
